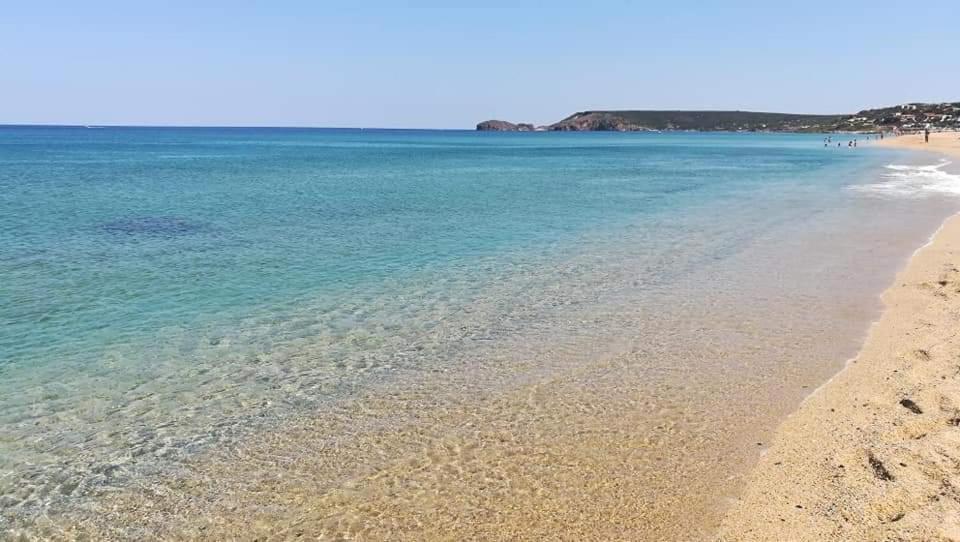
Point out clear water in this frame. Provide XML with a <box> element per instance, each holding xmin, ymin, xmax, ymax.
<box><xmin>1</xmin><ymin>127</ymin><xmax>958</xmax><ymax>536</ymax></box>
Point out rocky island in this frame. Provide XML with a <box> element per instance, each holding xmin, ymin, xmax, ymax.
<box><xmin>476</xmin><ymin>120</ymin><xmax>535</xmax><ymax>132</ymax></box>
<box><xmin>478</xmin><ymin>102</ymin><xmax>960</xmax><ymax>133</ymax></box>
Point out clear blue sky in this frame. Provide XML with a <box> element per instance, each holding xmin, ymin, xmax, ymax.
<box><xmin>3</xmin><ymin>1</ymin><xmax>958</xmax><ymax>128</ymax></box>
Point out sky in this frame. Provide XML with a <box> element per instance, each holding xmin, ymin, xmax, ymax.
<box><xmin>2</xmin><ymin>1</ymin><xmax>959</xmax><ymax>128</ymax></box>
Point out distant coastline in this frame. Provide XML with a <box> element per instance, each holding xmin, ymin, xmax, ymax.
<box><xmin>478</xmin><ymin>102</ymin><xmax>960</xmax><ymax>133</ymax></box>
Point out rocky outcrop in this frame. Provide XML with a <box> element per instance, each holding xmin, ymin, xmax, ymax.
<box><xmin>549</xmin><ymin>112</ymin><xmax>645</xmax><ymax>132</ymax></box>
<box><xmin>476</xmin><ymin>120</ymin><xmax>535</xmax><ymax>132</ymax></box>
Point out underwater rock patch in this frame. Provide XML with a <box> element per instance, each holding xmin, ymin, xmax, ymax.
<box><xmin>101</xmin><ymin>216</ymin><xmax>207</xmax><ymax>237</ymax></box>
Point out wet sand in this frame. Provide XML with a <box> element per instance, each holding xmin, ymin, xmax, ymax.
<box><xmin>721</xmin><ymin>133</ymin><xmax>960</xmax><ymax>541</ymax></box>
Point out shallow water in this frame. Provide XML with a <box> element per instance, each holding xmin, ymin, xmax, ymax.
<box><xmin>1</xmin><ymin>128</ymin><xmax>958</xmax><ymax>537</ymax></box>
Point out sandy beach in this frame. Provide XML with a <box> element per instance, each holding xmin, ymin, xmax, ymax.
<box><xmin>721</xmin><ymin>132</ymin><xmax>960</xmax><ymax>541</ymax></box>
<box><xmin>881</xmin><ymin>131</ymin><xmax>960</xmax><ymax>156</ymax></box>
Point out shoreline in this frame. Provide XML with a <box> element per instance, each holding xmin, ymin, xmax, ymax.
<box><xmin>720</xmin><ymin>132</ymin><xmax>960</xmax><ymax>540</ymax></box>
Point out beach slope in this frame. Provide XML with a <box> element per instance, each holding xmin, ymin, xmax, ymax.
<box><xmin>721</xmin><ymin>133</ymin><xmax>960</xmax><ymax>541</ymax></box>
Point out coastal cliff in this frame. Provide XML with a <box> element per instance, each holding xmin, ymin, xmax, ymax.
<box><xmin>478</xmin><ymin>103</ymin><xmax>960</xmax><ymax>133</ymax></box>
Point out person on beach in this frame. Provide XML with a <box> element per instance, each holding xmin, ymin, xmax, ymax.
<box><xmin>925</xmin><ymin>128</ymin><xmax>930</xmax><ymax>143</ymax></box>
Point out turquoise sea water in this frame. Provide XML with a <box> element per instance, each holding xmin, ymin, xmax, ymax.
<box><xmin>2</xmin><ymin>127</ymin><xmax>959</xmax><ymax>532</ymax></box>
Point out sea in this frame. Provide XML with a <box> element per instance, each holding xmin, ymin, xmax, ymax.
<box><xmin>2</xmin><ymin>126</ymin><xmax>959</xmax><ymax>538</ymax></box>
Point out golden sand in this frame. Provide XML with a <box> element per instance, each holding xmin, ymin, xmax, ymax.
<box><xmin>879</xmin><ymin>131</ymin><xmax>960</xmax><ymax>156</ymax></box>
<box><xmin>721</xmin><ymin>133</ymin><xmax>960</xmax><ymax>541</ymax></box>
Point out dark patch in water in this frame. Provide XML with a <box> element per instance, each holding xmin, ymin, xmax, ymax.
<box><xmin>101</xmin><ymin>216</ymin><xmax>207</xmax><ymax>237</ymax></box>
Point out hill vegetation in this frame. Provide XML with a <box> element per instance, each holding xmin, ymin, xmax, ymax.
<box><xmin>477</xmin><ymin>103</ymin><xmax>960</xmax><ymax>133</ymax></box>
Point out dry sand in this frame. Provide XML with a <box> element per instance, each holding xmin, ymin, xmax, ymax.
<box><xmin>721</xmin><ymin>133</ymin><xmax>960</xmax><ymax>541</ymax></box>
<box><xmin>880</xmin><ymin>131</ymin><xmax>960</xmax><ymax>156</ymax></box>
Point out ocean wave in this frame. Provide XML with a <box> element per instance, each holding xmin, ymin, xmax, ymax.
<box><xmin>850</xmin><ymin>160</ymin><xmax>960</xmax><ymax>198</ymax></box>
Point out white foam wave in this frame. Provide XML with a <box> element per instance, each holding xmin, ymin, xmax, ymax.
<box><xmin>850</xmin><ymin>160</ymin><xmax>960</xmax><ymax>198</ymax></box>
